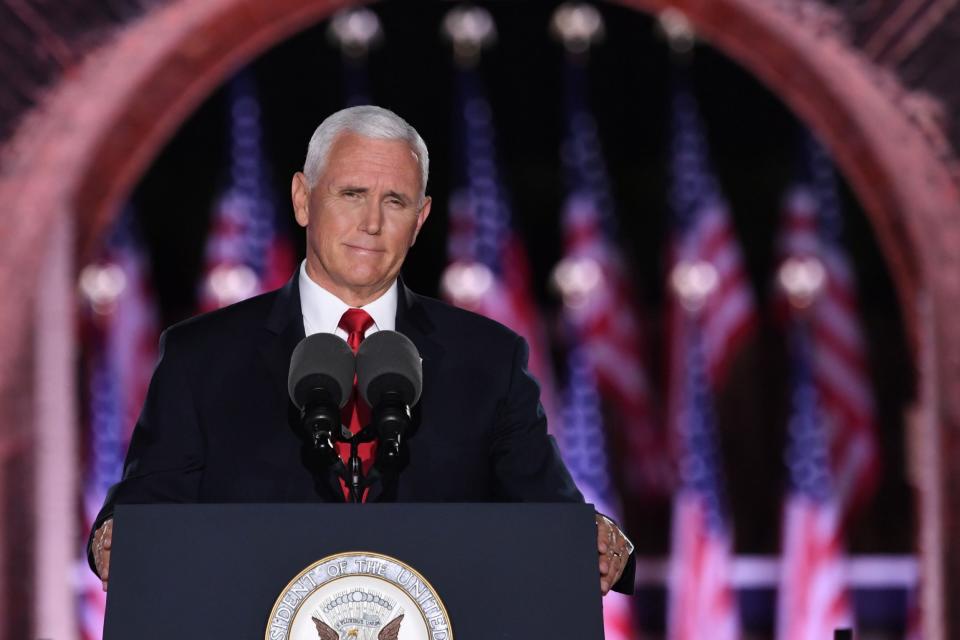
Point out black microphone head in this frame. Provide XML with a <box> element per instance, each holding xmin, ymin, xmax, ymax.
<box><xmin>356</xmin><ymin>330</ymin><xmax>422</xmax><ymax>407</ymax></box>
<box><xmin>288</xmin><ymin>333</ymin><xmax>356</xmax><ymax>409</ymax></box>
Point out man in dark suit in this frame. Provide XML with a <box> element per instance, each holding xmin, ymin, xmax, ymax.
<box><xmin>90</xmin><ymin>105</ymin><xmax>635</xmax><ymax>595</ymax></box>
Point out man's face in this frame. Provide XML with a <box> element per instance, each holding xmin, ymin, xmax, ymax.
<box><xmin>292</xmin><ymin>132</ymin><xmax>431</xmax><ymax>305</ymax></box>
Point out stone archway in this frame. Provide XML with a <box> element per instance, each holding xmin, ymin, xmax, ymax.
<box><xmin>0</xmin><ymin>0</ymin><xmax>957</xmax><ymax>636</ymax></box>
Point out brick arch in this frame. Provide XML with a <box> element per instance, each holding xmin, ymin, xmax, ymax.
<box><xmin>0</xmin><ymin>0</ymin><xmax>957</xmax><ymax>635</ymax></box>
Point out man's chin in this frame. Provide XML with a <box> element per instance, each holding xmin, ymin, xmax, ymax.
<box><xmin>342</xmin><ymin>268</ymin><xmax>390</xmax><ymax>286</ymax></box>
<box><xmin>339</xmin><ymin>273</ymin><xmax>396</xmax><ymax>298</ymax></box>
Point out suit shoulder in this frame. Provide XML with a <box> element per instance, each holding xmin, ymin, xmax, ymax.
<box><xmin>409</xmin><ymin>292</ymin><xmax>523</xmax><ymax>346</ymax></box>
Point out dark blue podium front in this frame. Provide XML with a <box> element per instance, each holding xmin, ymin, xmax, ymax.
<box><xmin>104</xmin><ymin>503</ymin><xmax>605</xmax><ymax>639</ymax></box>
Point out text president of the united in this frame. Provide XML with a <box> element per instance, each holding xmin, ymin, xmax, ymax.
<box><xmin>90</xmin><ymin>105</ymin><xmax>635</xmax><ymax>596</ymax></box>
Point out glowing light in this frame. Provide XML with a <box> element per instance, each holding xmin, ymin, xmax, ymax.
<box><xmin>78</xmin><ymin>263</ymin><xmax>127</xmax><ymax>315</ymax></box>
<box><xmin>442</xmin><ymin>6</ymin><xmax>497</xmax><ymax>66</ymax></box>
<box><xmin>670</xmin><ymin>260</ymin><xmax>718</xmax><ymax>312</ymax></box>
<box><xmin>441</xmin><ymin>262</ymin><xmax>494</xmax><ymax>306</ymax></box>
<box><xmin>550</xmin><ymin>3</ymin><xmax>605</xmax><ymax>54</ymax></box>
<box><xmin>657</xmin><ymin>8</ymin><xmax>696</xmax><ymax>54</ymax></box>
<box><xmin>551</xmin><ymin>257</ymin><xmax>602</xmax><ymax>309</ymax></box>
<box><xmin>778</xmin><ymin>256</ymin><xmax>826</xmax><ymax>309</ymax></box>
<box><xmin>206</xmin><ymin>264</ymin><xmax>258</xmax><ymax>308</ymax></box>
<box><xmin>327</xmin><ymin>8</ymin><xmax>383</xmax><ymax>57</ymax></box>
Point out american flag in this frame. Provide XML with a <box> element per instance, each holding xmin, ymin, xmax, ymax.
<box><xmin>776</xmin><ymin>324</ymin><xmax>854</xmax><ymax>640</ymax></box>
<box><xmin>558</xmin><ymin>343</ymin><xmax>641</xmax><ymax>640</ymax></box>
<box><xmin>441</xmin><ymin>67</ymin><xmax>560</xmax><ymax>430</ymax></box>
<box><xmin>666</xmin><ymin>79</ymin><xmax>756</xmax><ymax>388</ymax></box>
<box><xmin>666</xmin><ymin>321</ymin><xmax>740</xmax><ymax>640</ymax></box>
<box><xmin>199</xmin><ymin>72</ymin><xmax>295</xmax><ymax>312</ymax></box>
<box><xmin>665</xmin><ymin>77</ymin><xmax>748</xmax><ymax>640</ymax></box>
<box><xmin>775</xmin><ymin>136</ymin><xmax>880</xmax><ymax>519</ymax></box>
<box><xmin>77</xmin><ymin>210</ymin><xmax>159</xmax><ymax>640</ymax></box>
<box><xmin>557</xmin><ymin>58</ymin><xmax>671</xmax><ymax>497</ymax></box>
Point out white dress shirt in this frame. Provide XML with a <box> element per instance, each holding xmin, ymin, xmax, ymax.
<box><xmin>297</xmin><ymin>260</ymin><xmax>397</xmax><ymax>340</ymax></box>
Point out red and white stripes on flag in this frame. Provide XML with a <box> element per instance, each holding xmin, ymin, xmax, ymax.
<box><xmin>558</xmin><ymin>58</ymin><xmax>671</xmax><ymax>498</ymax></box>
<box><xmin>553</xmin><ymin>58</ymin><xmax>655</xmax><ymax>639</ymax></box>
<box><xmin>677</xmin><ymin>205</ymin><xmax>756</xmax><ymax>386</ymax></box>
<box><xmin>667</xmin><ymin>79</ymin><xmax>756</xmax><ymax>389</ymax></box>
<box><xmin>199</xmin><ymin>72</ymin><xmax>294</xmax><ymax>312</ymax></box>
<box><xmin>666</xmin><ymin>321</ymin><xmax>741</xmax><ymax>640</ymax></box>
<box><xmin>777</xmin><ymin>495</ymin><xmax>854</xmax><ymax>640</ymax></box>
<box><xmin>669</xmin><ymin>495</ymin><xmax>740</xmax><ymax>640</ymax></box>
<box><xmin>441</xmin><ymin>66</ymin><xmax>560</xmax><ymax>432</ymax></box>
<box><xmin>558</xmin><ymin>346</ymin><xmax>642</xmax><ymax>640</ymax></box>
<box><xmin>776</xmin><ymin>326</ymin><xmax>854</xmax><ymax>640</ymax></box>
<box><xmin>77</xmin><ymin>212</ymin><xmax>159</xmax><ymax>640</ymax></box>
<box><xmin>560</xmin><ymin>193</ymin><xmax>671</xmax><ymax>497</ymax></box>
<box><xmin>775</xmin><ymin>138</ymin><xmax>880</xmax><ymax>519</ymax></box>
<box><xmin>665</xmin><ymin>75</ymin><xmax>751</xmax><ymax>640</ymax></box>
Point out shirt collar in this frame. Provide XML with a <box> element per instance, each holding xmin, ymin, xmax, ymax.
<box><xmin>297</xmin><ymin>260</ymin><xmax>397</xmax><ymax>337</ymax></box>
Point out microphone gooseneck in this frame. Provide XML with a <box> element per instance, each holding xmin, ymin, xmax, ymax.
<box><xmin>370</xmin><ymin>390</ymin><xmax>412</xmax><ymax>464</ymax></box>
<box><xmin>288</xmin><ymin>334</ymin><xmax>356</xmax><ymax>460</ymax></box>
<box><xmin>356</xmin><ymin>331</ymin><xmax>423</xmax><ymax>469</ymax></box>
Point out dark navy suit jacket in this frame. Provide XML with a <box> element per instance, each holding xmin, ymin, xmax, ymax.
<box><xmin>90</xmin><ymin>274</ymin><xmax>635</xmax><ymax>592</ymax></box>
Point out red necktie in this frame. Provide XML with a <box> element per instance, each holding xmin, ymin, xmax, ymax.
<box><xmin>337</xmin><ymin>308</ymin><xmax>375</xmax><ymax>501</ymax></box>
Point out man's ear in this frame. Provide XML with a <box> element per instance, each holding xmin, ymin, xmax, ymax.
<box><xmin>410</xmin><ymin>196</ymin><xmax>432</xmax><ymax>246</ymax></box>
<box><xmin>291</xmin><ymin>172</ymin><xmax>310</xmax><ymax>228</ymax></box>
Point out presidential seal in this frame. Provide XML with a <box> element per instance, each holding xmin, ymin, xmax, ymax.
<box><xmin>265</xmin><ymin>552</ymin><xmax>453</xmax><ymax>640</ymax></box>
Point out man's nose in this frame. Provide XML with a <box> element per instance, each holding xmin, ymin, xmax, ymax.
<box><xmin>359</xmin><ymin>199</ymin><xmax>383</xmax><ymax>234</ymax></box>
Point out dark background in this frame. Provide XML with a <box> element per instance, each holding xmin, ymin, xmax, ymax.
<box><xmin>123</xmin><ymin>1</ymin><xmax>914</xmax><ymax>556</ymax></box>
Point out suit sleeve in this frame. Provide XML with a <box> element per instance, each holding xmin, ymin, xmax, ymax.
<box><xmin>489</xmin><ymin>335</ymin><xmax>582</xmax><ymax>503</ymax></box>
<box><xmin>87</xmin><ymin>328</ymin><xmax>205</xmax><ymax>575</ymax></box>
<box><xmin>490</xmin><ymin>335</ymin><xmax>636</xmax><ymax>595</ymax></box>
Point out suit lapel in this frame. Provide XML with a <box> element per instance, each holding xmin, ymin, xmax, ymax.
<box><xmin>394</xmin><ymin>280</ymin><xmax>445</xmax><ymax>370</ymax></box>
<box><xmin>259</xmin><ymin>274</ymin><xmax>305</xmax><ymax>401</ymax></box>
<box><xmin>258</xmin><ymin>273</ymin><xmax>345</xmax><ymax>502</ymax></box>
<box><xmin>366</xmin><ymin>281</ymin><xmax>445</xmax><ymax>502</ymax></box>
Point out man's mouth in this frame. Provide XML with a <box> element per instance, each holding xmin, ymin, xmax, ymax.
<box><xmin>344</xmin><ymin>243</ymin><xmax>384</xmax><ymax>254</ymax></box>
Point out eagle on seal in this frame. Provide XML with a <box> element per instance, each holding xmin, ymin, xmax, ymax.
<box><xmin>312</xmin><ymin>614</ymin><xmax>404</xmax><ymax>640</ymax></box>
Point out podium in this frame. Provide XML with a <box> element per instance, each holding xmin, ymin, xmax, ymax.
<box><xmin>104</xmin><ymin>503</ymin><xmax>605</xmax><ymax>639</ymax></box>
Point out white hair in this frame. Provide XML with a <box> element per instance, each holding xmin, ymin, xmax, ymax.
<box><xmin>303</xmin><ymin>105</ymin><xmax>429</xmax><ymax>202</ymax></box>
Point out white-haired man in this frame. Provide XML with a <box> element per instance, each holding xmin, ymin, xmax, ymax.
<box><xmin>90</xmin><ymin>105</ymin><xmax>635</xmax><ymax>596</ymax></box>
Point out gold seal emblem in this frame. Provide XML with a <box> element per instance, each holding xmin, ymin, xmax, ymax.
<box><xmin>265</xmin><ymin>552</ymin><xmax>453</xmax><ymax>640</ymax></box>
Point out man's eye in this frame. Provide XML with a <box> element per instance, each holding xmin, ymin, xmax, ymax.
<box><xmin>343</xmin><ymin>191</ymin><xmax>361</xmax><ymax>199</ymax></box>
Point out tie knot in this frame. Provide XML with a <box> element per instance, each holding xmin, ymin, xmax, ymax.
<box><xmin>339</xmin><ymin>308</ymin><xmax>375</xmax><ymax>351</ymax></box>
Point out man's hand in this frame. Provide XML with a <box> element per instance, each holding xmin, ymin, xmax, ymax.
<box><xmin>93</xmin><ymin>519</ymin><xmax>113</xmax><ymax>592</ymax></box>
<box><xmin>596</xmin><ymin>513</ymin><xmax>633</xmax><ymax>596</ymax></box>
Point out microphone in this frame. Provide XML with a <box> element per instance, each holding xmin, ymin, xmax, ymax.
<box><xmin>288</xmin><ymin>334</ymin><xmax>355</xmax><ymax>459</ymax></box>
<box><xmin>356</xmin><ymin>331</ymin><xmax>422</xmax><ymax>467</ymax></box>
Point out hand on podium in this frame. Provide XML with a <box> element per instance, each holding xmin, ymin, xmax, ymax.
<box><xmin>596</xmin><ymin>513</ymin><xmax>633</xmax><ymax>595</ymax></box>
<box><xmin>93</xmin><ymin>518</ymin><xmax>114</xmax><ymax>592</ymax></box>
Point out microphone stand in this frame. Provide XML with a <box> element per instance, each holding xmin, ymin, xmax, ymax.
<box><xmin>342</xmin><ymin>425</ymin><xmax>377</xmax><ymax>503</ymax></box>
<box><xmin>328</xmin><ymin>416</ymin><xmax>407</xmax><ymax>503</ymax></box>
